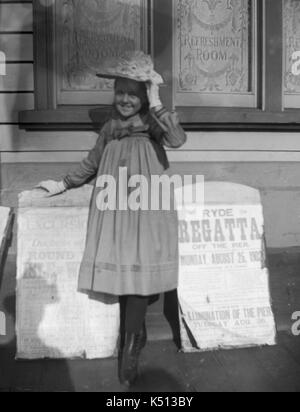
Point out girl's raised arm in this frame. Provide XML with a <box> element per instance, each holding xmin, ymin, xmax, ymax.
<box><xmin>147</xmin><ymin>81</ymin><xmax>187</xmax><ymax>149</ymax></box>
<box><xmin>151</xmin><ymin>107</ymin><xmax>187</xmax><ymax>149</ymax></box>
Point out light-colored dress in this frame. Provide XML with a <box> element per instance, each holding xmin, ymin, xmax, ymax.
<box><xmin>64</xmin><ymin>109</ymin><xmax>187</xmax><ymax>296</ymax></box>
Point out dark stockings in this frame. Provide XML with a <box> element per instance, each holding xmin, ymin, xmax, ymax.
<box><xmin>119</xmin><ymin>295</ymin><xmax>159</xmax><ymax>335</ymax></box>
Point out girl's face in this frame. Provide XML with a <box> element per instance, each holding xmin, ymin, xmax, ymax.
<box><xmin>114</xmin><ymin>78</ymin><xmax>143</xmax><ymax>119</ymax></box>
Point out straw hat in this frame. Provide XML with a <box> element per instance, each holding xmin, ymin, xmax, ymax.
<box><xmin>96</xmin><ymin>50</ymin><xmax>164</xmax><ymax>84</ymax></box>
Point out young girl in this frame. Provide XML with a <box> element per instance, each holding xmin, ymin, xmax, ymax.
<box><xmin>38</xmin><ymin>51</ymin><xmax>187</xmax><ymax>386</ymax></box>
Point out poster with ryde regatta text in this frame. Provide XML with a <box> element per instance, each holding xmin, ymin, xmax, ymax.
<box><xmin>177</xmin><ymin>184</ymin><xmax>277</xmax><ymax>352</ymax></box>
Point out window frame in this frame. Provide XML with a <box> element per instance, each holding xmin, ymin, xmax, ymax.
<box><xmin>283</xmin><ymin>0</ymin><xmax>300</xmax><ymax>109</ymax></box>
<box><xmin>173</xmin><ymin>0</ymin><xmax>259</xmax><ymax>109</ymax></box>
<box><xmin>19</xmin><ymin>0</ymin><xmax>300</xmax><ymax>131</ymax></box>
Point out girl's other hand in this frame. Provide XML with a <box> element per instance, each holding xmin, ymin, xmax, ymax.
<box><xmin>146</xmin><ymin>80</ymin><xmax>163</xmax><ymax>109</ymax></box>
<box><xmin>35</xmin><ymin>180</ymin><xmax>66</xmax><ymax>197</ymax></box>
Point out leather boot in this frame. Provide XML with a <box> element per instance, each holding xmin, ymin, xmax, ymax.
<box><xmin>118</xmin><ymin>324</ymin><xmax>147</xmax><ymax>386</ymax></box>
<box><xmin>137</xmin><ymin>322</ymin><xmax>147</xmax><ymax>351</ymax></box>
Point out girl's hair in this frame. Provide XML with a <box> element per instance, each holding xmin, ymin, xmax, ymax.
<box><xmin>114</xmin><ymin>77</ymin><xmax>150</xmax><ymax>115</ymax></box>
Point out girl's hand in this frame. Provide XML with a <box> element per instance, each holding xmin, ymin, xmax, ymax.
<box><xmin>35</xmin><ymin>180</ymin><xmax>66</xmax><ymax>197</ymax></box>
<box><xmin>146</xmin><ymin>80</ymin><xmax>163</xmax><ymax>109</ymax></box>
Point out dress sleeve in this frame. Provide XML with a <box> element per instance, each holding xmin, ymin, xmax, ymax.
<box><xmin>63</xmin><ymin>122</ymin><xmax>109</xmax><ymax>189</ymax></box>
<box><xmin>150</xmin><ymin>107</ymin><xmax>187</xmax><ymax>149</ymax></box>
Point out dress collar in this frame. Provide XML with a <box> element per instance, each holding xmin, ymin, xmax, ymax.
<box><xmin>110</xmin><ymin>113</ymin><xmax>149</xmax><ymax>140</ymax></box>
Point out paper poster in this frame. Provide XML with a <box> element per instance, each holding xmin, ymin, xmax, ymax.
<box><xmin>178</xmin><ymin>186</ymin><xmax>277</xmax><ymax>352</ymax></box>
<box><xmin>17</xmin><ymin>186</ymin><xmax>120</xmax><ymax>360</ymax></box>
<box><xmin>0</xmin><ymin>206</ymin><xmax>11</xmax><ymax>248</ymax></box>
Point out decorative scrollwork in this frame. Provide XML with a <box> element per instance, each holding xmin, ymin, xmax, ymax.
<box><xmin>58</xmin><ymin>0</ymin><xmax>146</xmax><ymax>92</ymax></box>
<box><xmin>284</xmin><ymin>0</ymin><xmax>300</xmax><ymax>95</ymax></box>
<box><xmin>176</xmin><ymin>0</ymin><xmax>252</xmax><ymax>94</ymax></box>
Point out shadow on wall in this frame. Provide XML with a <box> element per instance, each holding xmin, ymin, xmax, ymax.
<box><xmin>0</xmin><ymin>269</ymin><xmax>74</xmax><ymax>392</ymax></box>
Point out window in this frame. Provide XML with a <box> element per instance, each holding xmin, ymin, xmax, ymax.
<box><xmin>19</xmin><ymin>0</ymin><xmax>300</xmax><ymax>130</ymax></box>
<box><xmin>283</xmin><ymin>0</ymin><xmax>300</xmax><ymax>108</ymax></box>
<box><xmin>56</xmin><ymin>0</ymin><xmax>149</xmax><ymax>105</ymax></box>
<box><xmin>174</xmin><ymin>0</ymin><xmax>258</xmax><ymax>108</ymax></box>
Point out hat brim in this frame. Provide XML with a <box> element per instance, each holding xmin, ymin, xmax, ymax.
<box><xmin>96</xmin><ymin>72</ymin><xmax>164</xmax><ymax>85</ymax></box>
<box><xmin>96</xmin><ymin>73</ymin><xmax>146</xmax><ymax>82</ymax></box>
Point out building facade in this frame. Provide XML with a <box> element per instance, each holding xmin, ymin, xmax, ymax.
<box><xmin>1</xmin><ymin>0</ymin><xmax>300</xmax><ymax>332</ymax></box>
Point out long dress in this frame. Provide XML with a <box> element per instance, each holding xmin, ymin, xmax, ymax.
<box><xmin>63</xmin><ymin>108</ymin><xmax>187</xmax><ymax>296</ymax></box>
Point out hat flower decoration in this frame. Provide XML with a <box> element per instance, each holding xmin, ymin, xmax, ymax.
<box><xmin>96</xmin><ymin>50</ymin><xmax>164</xmax><ymax>85</ymax></box>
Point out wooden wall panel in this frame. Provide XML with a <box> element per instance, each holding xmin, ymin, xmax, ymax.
<box><xmin>0</xmin><ymin>34</ymin><xmax>33</xmax><ymax>61</ymax></box>
<box><xmin>0</xmin><ymin>63</ymin><xmax>33</xmax><ymax>91</ymax></box>
<box><xmin>2</xmin><ymin>129</ymin><xmax>300</xmax><ymax>159</ymax></box>
<box><xmin>0</xmin><ymin>1</ymin><xmax>34</xmax><ymax>127</ymax></box>
<box><xmin>0</xmin><ymin>3</ymin><xmax>32</xmax><ymax>32</ymax></box>
<box><xmin>0</xmin><ymin>94</ymin><xmax>34</xmax><ymax>123</ymax></box>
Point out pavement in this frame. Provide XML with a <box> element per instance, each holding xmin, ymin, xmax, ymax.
<box><xmin>0</xmin><ymin>331</ymin><xmax>300</xmax><ymax>392</ymax></box>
